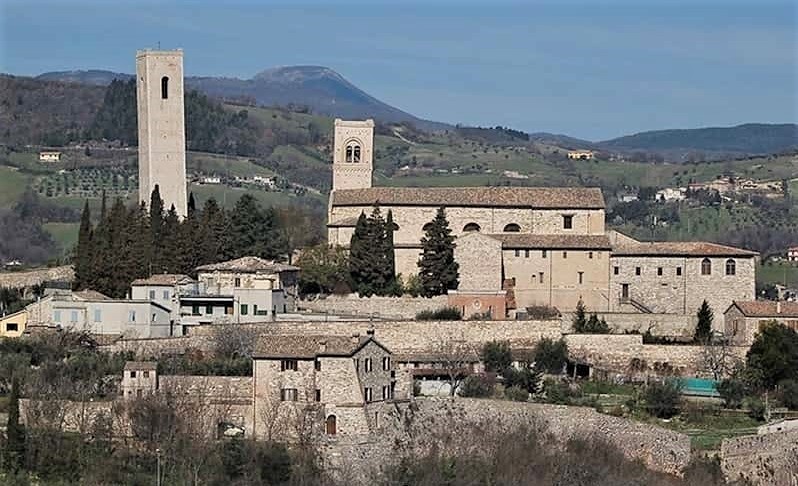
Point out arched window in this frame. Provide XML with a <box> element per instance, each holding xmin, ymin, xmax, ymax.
<box><xmin>503</xmin><ymin>223</ymin><xmax>521</xmax><ymax>233</ymax></box>
<box><xmin>345</xmin><ymin>141</ymin><xmax>361</xmax><ymax>163</ymax></box>
<box><xmin>325</xmin><ymin>415</ymin><xmax>337</xmax><ymax>435</ymax></box>
<box><xmin>463</xmin><ymin>223</ymin><xmax>481</xmax><ymax>232</ymax></box>
<box><xmin>725</xmin><ymin>259</ymin><xmax>736</xmax><ymax>276</ymax></box>
<box><xmin>701</xmin><ymin>258</ymin><xmax>712</xmax><ymax>275</ymax></box>
<box><xmin>161</xmin><ymin>76</ymin><xmax>169</xmax><ymax>99</ymax></box>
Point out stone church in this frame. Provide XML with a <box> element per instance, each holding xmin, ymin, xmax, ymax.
<box><xmin>327</xmin><ymin>120</ymin><xmax>757</xmax><ymax>320</ymax></box>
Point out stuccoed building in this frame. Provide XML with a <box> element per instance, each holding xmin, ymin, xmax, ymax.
<box><xmin>326</xmin><ymin>120</ymin><xmax>757</xmax><ymax>319</ymax></box>
<box><xmin>252</xmin><ymin>332</ymin><xmax>396</xmax><ymax>440</ymax></box>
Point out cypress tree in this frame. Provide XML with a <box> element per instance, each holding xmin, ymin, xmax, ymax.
<box><xmin>5</xmin><ymin>376</ymin><xmax>25</xmax><ymax>472</ymax></box>
<box><xmin>229</xmin><ymin>194</ymin><xmax>263</xmax><ymax>258</ymax></box>
<box><xmin>180</xmin><ymin>195</ymin><xmax>203</xmax><ymax>275</ymax></box>
<box><xmin>149</xmin><ymin>185</ymin><xmax>165</xmax><ymax>272</ymax></box>
<box><xmin>349</xmin><ymin>212</ymin><xmax>372</xmax><ymax>296</ymax></box>
<box><xmin>105</xmin><ymin>198</ymin><xmax>131</xmax><ymax>297</ymax></box>
<box><xmin>695</xmin><ymin>300</ymin><xmax>714</xmax><ymax>343</ymax></box>
<box><xmin>74</xmin><ymin>200</ymin><xmax>93</xmax><ymax>290</ymax></box>
<box><xmin>572</xmin><ymin>299</ymin><xmax>588</xmax><ymax>332</ymax></box>
<box><xmin>161</xmin><ymin>205</ymin><xmax>182</xmax><ymax>274</ymax></box>
<box><xmin>199</xmin><ymin>198</ymin><xmax>231</xmax><ymax>264</ymax></box>
<box><xmin>128</xmin><ymin>202</ymin><xmax>151</xmax><ymax>280</ymax></box>
<box><xmin>187</xmin><ymin>192</ymin><xmax>197</xmax><ymax>217</ymax></box>
<box><xmin>417</xmin><ymin>207</ymin><xmax>459</xmax><ymax>297</ymax></box>
<box><xmin>383</xmin><ymin>210</ymin><xmax>397</xmax><ymax>293</ymax></box>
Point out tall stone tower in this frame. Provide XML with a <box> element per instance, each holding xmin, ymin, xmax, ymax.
<box><xmin>332</xmin><ymin>119</ymin><xmax>374</xmax><ymax>191</ymax></box>
<box><xmin>136</xmin><ymin>49</ymin><xmax>187</xmax><ymax>217</ymax></box>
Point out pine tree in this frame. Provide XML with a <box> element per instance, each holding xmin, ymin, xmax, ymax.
<box><xmin>161</xmin><ymin>205</ymin><xmax>182</xmax><ymax>274</ymax></box>
<box><xmin>199</xmin><ymin>198</ymin><xmax>231</xmax><ymax>265</ymax></box>
<box><xmin>128</xmin><ymin>202</ymin><xmax>151</xmax><ymax>281</ymax></box>
<box><xmin>180</xmin><ymin>195</ymin><xmax>203</xmax><ymax>275</ymax></box>
<box><xmin>105</xmin><ymin>198</ymin><xmax>131</xmax><ymax>297</ymax></box>
<box><xmin>417</xmin><ymin>207</ymin><xmax>459</xmax><ymax>297</ymax></box>
<box><xmin>349</xmin><ymin>212</ymin><xmax>372</xmax><ymax>296</ymax></box>
<box><xmin>572</xmin><ymin>298</ymin><xmax>588</xmax><ymax>332</ymax></box>
<box><xmin>187</xmin><ymin>192</ymin><xmax>197</xmax><ymax>217</ymax></box>
<box><xmin>4</xmin><ymin>376</ymin><xmax>25</xmax><ymax>472</ymax></box>
<box><xmin>695</xmin><ymin>300</ymin><xmax>714</xmax><ymax>343</ymax></box>
<box><xmin>383</xmin><ymin>210</ymin><xmax>397</xmax><ymax>293</ymax></box>
<box><xmin>73</xmin><ymin>200</ymin><xmax>93</xmax><ymax>290</ymax></box>
<box><xmin>149</xmin><ymin>185</ymin><xmax>165</xmax><ymax>272</ymax></box>
<box><xmin>229</xmin><ymin>194</ymin><xmax>264</xmax><ymax>258</ymax></box>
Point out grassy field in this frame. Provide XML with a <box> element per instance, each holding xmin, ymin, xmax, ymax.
<box><xmin>43</xmin><ymin>222</ymin><xmax>80</xmax><ymax>255</ymax></box>
<box><xmin>0</xmin><ymin>166</ymin><xmax>30</xmax><ymax>206</ymax></box>
<box><xmin>187</xmin><ymin>151</ymin><xmax>276</xmax><ymax>178</ymax></box>
<box><xmin>189</xmin><ymin>183</ymin><xmax>325</xmax><ymax>212</ymax></box>
<box><xmin>758</xmin><ymin>261</ymin><xmax>798</xmax><ymax>288</ymax></box>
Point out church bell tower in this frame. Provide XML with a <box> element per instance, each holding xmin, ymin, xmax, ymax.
<box><xmin>332</xmin><ymin>119</ymin><xmax>374</xmax><ymax>191</ymax></box>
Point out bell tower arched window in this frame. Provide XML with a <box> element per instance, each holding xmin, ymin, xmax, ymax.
<box><xmin>345</xmin><ymin>141</ymin><xmax>362</xmax><ymax>163</ymax></box>
<box><xmin>161</xmin><ymin>76</ymin><xmax>169</xmax><ymax>99</ymax></box>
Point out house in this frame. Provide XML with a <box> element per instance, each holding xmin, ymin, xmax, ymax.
<box><xmin>131</xmin><ymin>274</ymin><xmax>196</xmax><ymax>327</ymax></box>
<box><xmin>25</xmin><ymin>289</ymin><xmax>172</xmax><ymax>338</ymax></box>
<box><xmin>567</xmin><ymin>150</ymin><xmax>594</xmax><ymax>160</ymax></box>
<box><xmin>656</xmin><ymin>187</ymin><xmax>686</xmax><ymax>202</ymax></box>
<box><xmin>121</xmin><ymin>361</ymin><xmax>158</xmax><ymax>399</ymax></box>
<box><xmin>252</xmin><ymin>332</ymin><xmax>396</xmax><ymax>440</ymax></box>
<box><xmin>201</xmin><ymin>176</ymin><xmax>221</xmax><ymax>184</ymax></box>
<box><xmin>39</xmin><ymin>151</ymin><xmax>61</xmax><ymax>162</ymax></box>
<box><xmin>787</xmin><ymin>247</ymin><xmax>798</xmax><ymax>262</ymax></box>
<box><xmin>724</xmin><ymin>300</ymin><xmax>798</xmax><ymax>345</ymax></box>
<box><xmin>0</xmin><ymin>309</ymin><xmax>27</xmax><ymax>337</ymax></box>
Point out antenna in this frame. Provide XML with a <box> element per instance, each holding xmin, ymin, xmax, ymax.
<box><xmin>157</xmin><ymin>41</ymin><xmax>161</xmax><ymax>50</ymax></box>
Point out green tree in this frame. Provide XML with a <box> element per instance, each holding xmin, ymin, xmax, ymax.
<box><xmin>572</xmin><ymin>299</ymin><xmax>587</xmax><ymax>332</ymax></box>
<box><xmin>644</xmin><ymin>380</ymin><xmax>683</xmax><ymax>419</ymax></box>
<box><xmin>481</xmin><ymin>340</ymin><xmax>512</xmax><ymax>373</ymax></box>
<box><xmin>199</xmin><ymin>198</ymin><xmax>231</xmax><ymax>265</ymax></box>
<box><xmin>160</xmin><ymin>205</ymin><xmax>182</xmax><ymax>274</ymax></box>
<box><xmin>581</xmin><ymin>313</ymin><xmax>610</xmax><ymax>334</ymax></box>
<box><xmin>746</xmin><ymin>321</ymin><xmax>798</xmax><ymax>389</ymax></box>
<box><xmin>229</xmin><ymin>195</ymin><xmax>286</xmax><ymax>260</ymax></box>
<box><xmin>533</xmin><ymin>338</ymin><xmax>568</xmax><ymax>374</ymax></box>
<box><xmin>695</xmin><ymin>300</ymin><xmax>714</xmax><ymax>343</ymax></box>
<box><xmin>73</xmin><ymin>200</ymin><xmax>93</xmax><ymax>290</ymax></box>
<box><xmin>4</xmin><ymin>376</ymin><xmax>25</xmax><ymax>472</ymax></box>
<box><xmin>348</xmin><ymin>207</ymin><xmax>396</xmax><ymax>296</ymax></box>
<box><xmin>295</xmin><ymin>244</ymin><xmax>350</xmax><ymax>295</ymax></box>
<box><xmin>417</xmin><ymin>207</ymin><xmax>459</xmax><ymax>297</ymax></box>
<box><xmin>149</xmin><ymin>185</ymin><xmax>165</xmax><ymax>272</ymax></box>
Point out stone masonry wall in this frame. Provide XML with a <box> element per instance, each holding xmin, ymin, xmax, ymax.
<box><xmin>299</xmin><ymin>295</ymin><xmax>449</xmax><ymax>320</ymax></box>
<box><xmin>720</xmin><ymin>429</ymin><xmax>798</xmax><ymax>486</ymax></box>
<box><xmin>0</xmin><ymin>265</ymin><xmax>74</xmax><ymax>289</ymax></box>
<box><xmin>561</xmin><ymin>312</ymin><xmax>697</xmax><ymax>337</ymax></box>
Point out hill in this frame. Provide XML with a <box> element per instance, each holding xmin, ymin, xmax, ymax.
<box><xmin>36</xmin><ymin>66</ymin><xmax>449</xmax><ymax>131</ymax></box>
<box><xmin>598</xmin><ymin>123</ymin><xmax>798</xmax><ymax>160</ymax></box>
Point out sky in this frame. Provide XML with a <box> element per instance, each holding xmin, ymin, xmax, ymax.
<box><xmin>1</xmin><ymin>0</ymin><xmax>795</xmax><ymax>140</ymax></box>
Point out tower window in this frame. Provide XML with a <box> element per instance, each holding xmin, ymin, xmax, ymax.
<box><xmin>161</xmin><ymin>76</ymin><xmax>169</xmax><ymax>99</ymax></box>
<box><xmin>345</xmin><ymin>141</ymin><xmax>362</xmax><ymax>163</ymax></box>
<box><xmin>562</xmin><ymin>215</ymin><xmax>574</xmax><ymax>229</ymax></box>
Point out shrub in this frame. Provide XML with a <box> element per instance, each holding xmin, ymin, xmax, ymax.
<box><xmin>717</xmin><ymin>378</ymin><xmax>747</xmax><ymax>409</ymax></box>
<box><xmin>744</xmin><ymin>397</ymin><xmax>766</xmax><ymax>421</ymax></box>
<box><xmin>643</xmin><ymin>380</ymin><xmax>682</xmax><ymax>419</ymax></box>
<box><xmin>778</xmin><ymin>379</ymin><xmax>798</xmax><ymax>410</ymax></box>
<box><xmin>481</xmin><ymin>341</ymin><xmax>512</xmax><ymax>373</ymax></box>
<box><xmin>533</xmin><ymin>338</ymin><xmax>568</xmax><ymax>374</ymax></box>
<box><xmin>504</xmin><ymin>386</ymin><xmax>528</xmax><ymax>402</ymax></box>
<box><xmin>459</xmin><ymin>374</ymin><xmax>495</xmax><ymax>398</ymax></box>
<box><xmin>746</xmin><ymin>321</ymin><xmax>798</xmax><ymax>389</ymax></box>
<box><xmin>525</xmin><ymin>305</ymin><xmax>560</xmax><ymax>320</ymax></box>
<box><xmin>504</xmin><ymin>367</ymin><xmax>542</xmax><ymax>394</ymax></box>
<box><xmin>543</xmin><ymin>378</ymin><xmax>577</xmax><ymax>405</ymax></box>
<box><xmin>582</xmin><ymin>314</ymin><xmax>610</xmax><ymax>334</ymax></box>
<box><xmin>415</xmin><ymin>307</ymin><xmax>462</xmax><ymax>321</ymax></box>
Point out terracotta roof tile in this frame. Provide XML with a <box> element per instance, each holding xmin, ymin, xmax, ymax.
<box><xmin>731</xmin><ymin>301</ymin><xmax>798</xmax><ymax>318</ymax></box>
<box><xmin>196</xmin><ymin>257</ymin><xmax>299</xmax><ymax>273</ymax></box>
<box><xmin>331</xmin><ymin>187</ymin><xmax>605</xmax><ymax>209</ymax></box>
<box><xmin>124</xmin><ymin>361</ymin><xmax>157</xmax><ymax>371</ymax></box>
<box><xmin>490</xmin><ymin>234</ymin><xmax>612</xmax><ymax>250</ymax></box>
<box><xmin>131</xmin><ymin>274</ymin><xmax>194</xmax><ymax>286</ymax></box>
<box><xmin>73</xmin><ymin>289</ymin><xmax>112</xmax><ymax>301</ymax></box>
<box><xmin>253</xmin><ymin>334</ymin><xmax>374</xmax><ymax>359</ymax></box>
<box><xmin>611</xmin><ymin>241</ymin><xmax>757</xmax><ymax>257</ymax></box>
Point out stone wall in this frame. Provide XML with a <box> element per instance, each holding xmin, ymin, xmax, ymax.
<box><xmin>160</xmin><ymin>375</ymin><xmax>253</xmax><ymax>402</ymax></box>
<box><xmin>320</xmin><ymin>398</ymin><xmax>690</xmax><ymax>481</ymax></box>
<box><xmin>564</xmin><ymin>333</ymin><xmax>749</xmax><ymax>376</ymax></box>
<box><xmin>720</xmin><ymin>429</ymin><xmax>798</xmax><ymax>486</ymax></box>
<box><xmin>0</xmin><ymin>265</ymin><xmax>74</xmax><ymax>289</ymax></box>
<box><xmin>299</xmin><ymin>295</ymin><xmax>449</xmax><ymax>320</ymax></box>
<box><xmin>561</xmin><ymin>312</ymin><xmax>697</xmax><ymax>337</ymax></box>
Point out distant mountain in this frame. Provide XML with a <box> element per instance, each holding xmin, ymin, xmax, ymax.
<box><xmin>598</xmin><ymin>123</ymin><xmax>798</xmax><ymax>158</ymax></box>
<box><xmin>528</xmin><ymin>132</ymin><xmax>595</xmax><ymax>149</ymax></box>
<box><xmin>36</xmin><ymin>66</ymin><xmax>449</xmax><ymax>131</ymax></box>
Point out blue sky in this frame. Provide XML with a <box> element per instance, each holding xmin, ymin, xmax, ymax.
<box><xmin>1</xmin><ymin>0</ymin><xmax>795</xmax><ymax>140</ymax></box>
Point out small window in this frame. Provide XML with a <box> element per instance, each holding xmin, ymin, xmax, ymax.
<box><xmin>192</xmin><ymin>305</ymin><xmax>200</xmax><ymax>315</ymax></box>
<box><xmin>137</xmin><ymin>389</ymin><xmax>143</xmax><ymax>398</ymax></box>
<box><xmin>364</xmin><ymin>387</ymin><xmax>373</xmax><ymax>402</ymax></box>
<box><xmin>701</xmin><ymin>258</ymin><xmax>712</xmax><ymax>276</ymax></box>
<box><xmin>152</xmin><ymin>313</ymin><xmax>157</xmax><ymax>322</ymax></box>
<box><xmin>578</xmin><ymin>271</ymin><xmax>584</xmax><ymax>284</ymax></box>
<box><xmin>70</xmin><ymin>310</ymin><xmax>78</xmax><ymax>323</ymax></box>
<box><xmin>234</xmin><ymin>277</ymin><xmax>241</xmax><ymax>287</ymax></box>
<box><xmin>129</xmin><ymin>310</ymin><xmax>136</xmax><ymax>322</ymax></box>
<box><xmin>657</xmin><ymin>267</ymin><xmax>663</xmax><ymax>276</ymax></box>
<box><xmin>315</xmin><ymin>389</ymin><xmax>321</xmax><ymax>402</ymax></box>
<box><xmin>161</xmin><ymin>76</ymin><xmax>169</xmax><ymax>99</ymax></box>
<box><xmin>353</xmin><ymin>145</ymin><xmax>361</xmax><ymax>163</ymax></box>
<box><xmin>542</xmin><ymin>250</ymin><xmax>547</xmax><ymax>258</ymax></box>
<box><xmin>240</xmin><ymin>304</ymin><xmax>248</xmax><ymax>316</ymax></box>
<box><xmin>280</xmin><ymin>388</ymin><xmax>298</xmax><ymax>401</ymax></box>
<box><xmin>463</xmin><ymin>222</ymin><xmax>481</xmax><ymax>232</ymax></box>
<box><xmin>163</xmin><ymin>290</ymin><xmax>170</xmax><ymax>300</ymax></box>
<box><xmin>635</xmin><ymin>267</ymin><xmax>641</xmax><ymax>276</ymax></box>
<box><xmin>149</xmin><ymin>290</ymin><xmax>156</xmax><ymax>300</ymax></box>
<box><xmin>382</xmin><ymin>356</ymin><xmax>391</xmax><ymax>370</ymax></box>
<box><xmin>365</xmin><ymin>358</ymin><xmax>373</xmax><ymax>372</ymax></box>
<box><xmin>676</xmin><ymin>266</ymin><xmax>682</xmax><ymax>276</ymax></box>
<box><xmin>725</xmin><ymin>259</ymin><xmax>736</xmax><ymax>276</ymax></box>
<box><xmin>325</xmin><ymin>415</ymin><xmax>337</xmax><ymax>435</ymax></box>
<box><xmin>130</xmin><ymin>371</ymin><xmax>137</xmax><ymax>378</ymax></box>
<box><xmin>315</xmin><ymin>360</ymin><xmax>321</xmax><ymax>371</ymax></box>
<box><xmin>588</xmin><ymin>251</ymin><xmax>593</xmax><ymax>259</ymax></box>
<box><xmin>514</xmin><ymin>249</ymin><xmax>520</xmax><ymax>257</ymax></box>
<box><xmin>53</xmin><ymin>310</ymin><xmax>61</xmax><ymax>322</ymax></box>
<box><xmin>562</xmin><ymin>251</ymin><xmax>568</xmax><ymax>259</ymax></box>
<box><xmin>539</xmin><ymin>272</ymin><xmax>544</xmax><ymax>282</ymax></box>
<box><xmin>562</xmin><ymin>215</ymin><xmax>574</xmax><ymax>229</ymax></box>
<box><xmin>281</xmin><ymin>359</ymin><xmax>298</xmax><ymax>372</ymax></box>
<box><xmin>382</xmin><ymin>386</ymin><xmax>390</xmax><ymax>400</ymax></box>
<box><xmin>613</xmin><ymin>266</ymin><xmax>619</xmax><ymax>275</ymax></box>
<box><xmin>355</xmin><ymin>359</ymin><xmax>359</xmax><ymax>371</ymax></box>
<box><xmin>6</xmin><ymin>323</ymin><xmax>18</xmax><ymax>332</ymax></box>
<box><xmin>143</xmin><ymin>371</ymin><xmax>150</xmax><ymax>378</ymax></box>
<box><xmin>205</xmin><ymin>305</ymin><xmax>213</xmax><ymax>315</ymax></box>
<box><xmin>503</xmin><ymin>223</ymin><xmax>521</xmax><ymax>232</ymax></box>
<box><xmin>94</xmin><ymin>309</ymin><xmax>102</xmax><ymax>322</ymax></box>
<box><xmin>524</xmin><ymin>249</ymin><xmax>530</xmax><ymax>258</ymax></box>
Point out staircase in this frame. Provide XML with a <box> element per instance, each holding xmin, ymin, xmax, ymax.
<box><xmin>620</xmin><ymin>297</ymin><xmax>654</xmax><ymax>314</ymax></box>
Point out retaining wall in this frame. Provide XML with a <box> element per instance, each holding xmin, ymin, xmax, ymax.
<box><xmin>720</xmin><ymin>429</ymin><xmax>798</xmax><ymax>486</ymax></box>
<box><xmin>561</xmin><ymin>312</ymin><xmax>697</xmax><ymax>337</ymax></box>
<box><xmin>299</xmin><ymin>295</ymin><xmax>449</xmax><ymax>320</ymax></box>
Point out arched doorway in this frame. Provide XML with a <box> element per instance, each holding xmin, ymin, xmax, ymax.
<box><xmin>325</xmin><ymin>415</ymin><xmax>337</xmax><ymax>435</ymax></box>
